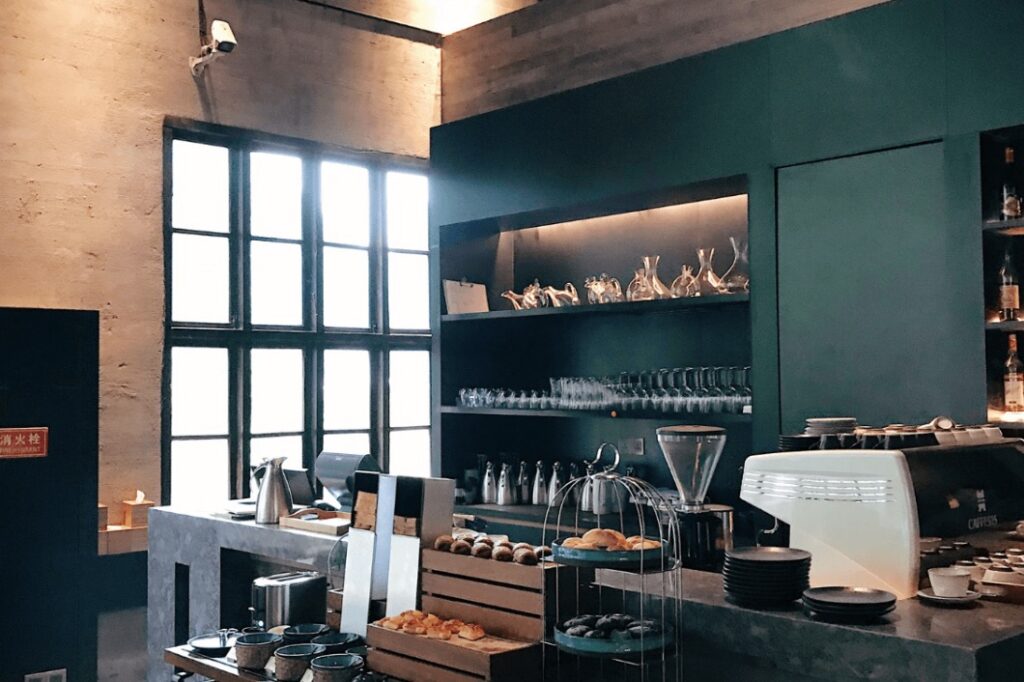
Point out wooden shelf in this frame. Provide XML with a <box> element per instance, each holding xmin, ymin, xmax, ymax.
<box><xmin>440</xmin><ymin>405</ymin><xmax>751</xmax><ymax>424</ymax></box>
<box><xmin>986</xmin><ymin>320</ymin><xmax>1024</xmax><ymax>332</ymax></box>
<box><xmin>441</xmin><ymin>293</ymin><xmax>748</xmax><ymax>323</ymax></box>
<box><xmin>983</xmin><ymin>219</ymin><xmax>1024</xmax><ymax>235</ymax></box>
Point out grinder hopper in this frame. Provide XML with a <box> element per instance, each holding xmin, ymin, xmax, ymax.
<box><xmin>656</xmin><ymin>425</ymin><xmax>727</xmax><ymax>512</ymax></box>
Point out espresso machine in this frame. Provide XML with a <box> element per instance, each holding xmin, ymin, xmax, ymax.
<box><xmin>657</xmin><ymin>425</ymin><xmax>734</xmax><ymax>571</ymax></box>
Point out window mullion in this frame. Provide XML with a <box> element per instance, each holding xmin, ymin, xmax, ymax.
<box><xmin>230</xmin><ymin>341</ymin><xmax>245</xmax><ymax>499</ymax></box>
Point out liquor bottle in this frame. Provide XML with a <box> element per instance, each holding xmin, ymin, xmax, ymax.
<box><xmin>1003</xmin><ymin>147</ymin><xmax>1022</xmax><ymax>220</ymax></box>
<box><xmin>1006</xmin><ymin>334</ymin><xmax>1024</xmax><ymax>412</ymax></box>
<box><xmin>999</xmin><ymin>248</ymin><xmax>1020</xmax><ymax>321</ymax></box>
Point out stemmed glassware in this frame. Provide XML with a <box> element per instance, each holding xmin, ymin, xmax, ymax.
<box><xmin>457</xmin><ymin>366</ymin><xmax>752</xmax><ymax>415</ymax></box>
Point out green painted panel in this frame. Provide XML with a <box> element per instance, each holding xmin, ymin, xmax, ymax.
<box><xmin>769</xmin><ymin>0</ymin><xmax>945</xmax><ymax>165</ymax></box>
<box><xmin>945</xmin><ymin>0</ymin><xmax>1024</xmax><ymax>134</ymax></box>
<box><xmin>777</xmin><ymin>143</ymin><xmax>985</xmax><ymax>433</ymax></box>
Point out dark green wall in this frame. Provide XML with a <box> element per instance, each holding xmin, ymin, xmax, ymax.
<box><xmin>431</xmin><ymin>0</ymin><xmax>1024</xmax><ymax>450</ymax></box>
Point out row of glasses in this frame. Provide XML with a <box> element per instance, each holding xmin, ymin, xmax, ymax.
<box><xmin>457</xmin><ymin>366</ymin><xmax>752</xmax><ymax>414</ymax></box>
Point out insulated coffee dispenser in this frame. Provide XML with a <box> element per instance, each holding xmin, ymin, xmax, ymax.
<box><xmin>657</xmin><ymin>425</ymin><xmax>733</xmax><ymax>571</ymax></box>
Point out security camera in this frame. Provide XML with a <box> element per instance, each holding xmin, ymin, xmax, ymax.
<box><xmin>189</xmin><ymin>20</ymin><xmax>237</xmax><ymax>77</ymax></box>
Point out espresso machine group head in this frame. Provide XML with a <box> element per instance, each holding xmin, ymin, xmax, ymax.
<box><xmin>657</xmin><ymin>425</ymin><xmax>734</xmax><ymax>570</ymax></box>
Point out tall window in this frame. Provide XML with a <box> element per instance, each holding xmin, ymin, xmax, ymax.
<box><xmin>163</xmin><ymin>123</ymin><xmax>430</xmax><ymax>507</ymax></box>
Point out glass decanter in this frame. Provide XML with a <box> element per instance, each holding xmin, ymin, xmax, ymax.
<box><xmin>643</xmin><ymin>255</ymin><xmax>672</xmax><ymax>299</ymax></box>
<box><xmin>626</xmin><ymin>267</ymin><xmax>656</xmax><ymax>301</ymax></box>
<box><xmin>719</xmin><ymin>236</ymin><xmax>750</xmax><ymax>294</ymax></box>
<box><xmin>692</xmin><ymin>247</ymin><xmax>723</xmax><ymax>296</ymax></box>
<box><xmin>670</xmin><ymin>265</ymin><xmax>696</xmax><ymax>298</ymax></box>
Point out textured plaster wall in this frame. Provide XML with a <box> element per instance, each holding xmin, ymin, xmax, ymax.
<box><xmin>0</xmin><ymin>0</ymin><xmax>439</xmax><ymax>509</ymax></box>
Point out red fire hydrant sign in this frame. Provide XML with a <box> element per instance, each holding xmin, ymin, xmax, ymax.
<box><xmin>0</xmin><ymin>427</ymin><xmax>48</xmax><ymax>459</ymax></box>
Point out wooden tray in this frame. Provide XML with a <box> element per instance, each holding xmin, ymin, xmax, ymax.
<box><xmin>366</xmin><ymin>624</ymin><xmax>538</xmax><ymax>681</ymax></box>
<box><xmin>279</xmin><ymin>508</ymin><xmax>351</xmax><ymax>536</ymax></box>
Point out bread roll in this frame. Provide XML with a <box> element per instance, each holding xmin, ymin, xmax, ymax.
<box><xmin>582</xmin><ymin>528</ymin><xmax>620</xmax><ymax>549</ymax></box>
<box><xmin>459</xmin><ymin>624</ymin><xmax>486</xmax><ymax>641</ymax></box>
<box><xmin>513</xmin><ymin>547</ymin><xmax>538</xmax><ymax>565</ymax></box>
<box><xmin>427</xmin><ymin>626</ymin><xmax>451</xmax><ymax>640</ymax></box>
<box><xmin>433</xmin><ymin>534</ymin><xmax>455</xmax><ymax>551</ymax></box>
<box><xmin>512</xmin><ymin>542</ymin><xmax>533</xmax><ymax>553</ymax></box>
<box><xmin>474</xmin><ymin>535</ymin><xmax>494</xmax><ymax>546</ymax></box>
<box><xmin>450</xmin><ymin>539</ymin><xmax>472</xmax><ymax>555</ymax></box>
<box><xmin>471</xmin><ymin>543</ymin><xmax>492</xmax><ymax>559</ymax></box>
<box><xmin>535</xmin><ymin>545</ymin><xmax>552</xmax><ymax>558</ymax></box>
<box><xmin>562</xmin><ymin>537</ymin><xmax>584</xmax><ymax>548</ymax></box>
<box><xmin>492</xmin><ymin>546</ymin><xmax>514</xmax><ymax>562</ymax></box>
<box><xmin>402</xmin><ymin>622</ymin><xmax>426</xmax><ymax>635</ymax></box>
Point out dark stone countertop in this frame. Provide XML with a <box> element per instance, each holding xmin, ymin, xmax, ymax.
<box><xmin>597</xmin><ymin>568</ymin><xmax>1024</xmax><ymax>681</ymax></box>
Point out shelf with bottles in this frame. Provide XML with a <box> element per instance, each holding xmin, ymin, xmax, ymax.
<box><xmin>441</xmin><ymin>293</ymin><xmax>749</xmax><ymax>323</ymax></box>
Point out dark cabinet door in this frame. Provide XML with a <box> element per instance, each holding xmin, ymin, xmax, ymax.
<box><xmin>777</xmin><ymin>143</ymin><xmax>985</xmax><ymax>434</ymax></box>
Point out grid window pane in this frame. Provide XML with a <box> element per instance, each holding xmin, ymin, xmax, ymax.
<box><xmin>389</xmin><ymin>429</ymin><xmax>430</xmax><ymax>477</ymax></box>
<box><xmin>386</xmin><ymin>171</ymin><xmax>428</xmax><ymax>251</ymax></box>
<box><xmin>324</xmin><ymin>349</ymin><xmax>370</xmax><ymax>430</ymax></box>
<box><xmin>172</xmin><ymin>233</ymin><xmax>230</xmax><ymax>323</ymax></box>
<box><xmin>250</xmin><ymin>435</ymin><xmax>303</xmax><ymax>471</ymax></box>
<box><xmin>390</xmin><ymin>350</ymin><xmax>429</xmax><ymax>427</ymax></box>
<box><xmin>171</xmin><ymin>347</ymin><xmax>228</xmax><ymax>436</ymax></box>
<box><xmin>323</xmin><ymin>432</ymin><xmax>371</xmax><ymax>455</ymax></box>
<box><xmin>322</xmin><ymin>162</ymin><xmax>370</xmax><ymax>247</ymax></box>
<box><xmin>388</xmin><ymin>252</ymin><xmax>429</xmax><ymax>330</ymax></box>
<box><xmin>171</xmin><ymin>438</ymin><xmax>230</xmax><ymax>507</ymax></box>
<box><xmin>251</xmin><ymin>241</ymin><xmax>303</xmax><ymax>326</ymax></box>
<box><xmin>250</xmin><ymin>151</ymin><xmax>303</xmax><ymax>239</ymax></box>
<box><xmin>323</xmin><ymin>246</ymin><xmax>369</xmax><ymax>329</ymax></box>
<box><xmin>251</xmin><ymin>349</ymin><xmax>304</xmax><ymax>434</ymax></box>
<box><xmin>172</xmin><ymin>140</ymin><xmax>229</xmax><ymax>233</ymax></box>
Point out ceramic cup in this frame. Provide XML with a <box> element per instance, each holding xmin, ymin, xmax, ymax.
<box><xmin>919</xmin><ymin>537</ymin><xmax>942</xmax><ymax>553</ymax></box>
<box><xmin>954</xmin><ymin>560</ymin><xmax>985</xmax><ymax>584</ymax></box>
<box><xmin>275</xmin><ymin>643</ymin><xmax>327</xmax><ymax>682</ymax></box>
<box><xmin>984</xmin><ymin>565</ymin><xmax>1024</xmax><ymax>585</ymax></box>
<box><xmin>311</xmin><ymin>653</ymin><xmax>365</xmax><ymax>682</ymax></box>
<box><xmin>234</xmin><ymin>632</ymin><xmax>282</xmax><ymax>671</ymax></box>
<box><xmin>929</xmin><ymin>567</ymin><xmax>971</xmax><ymax>597</ymax></box>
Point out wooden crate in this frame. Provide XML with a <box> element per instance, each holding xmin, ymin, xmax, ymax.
<box><xmin>420</xmin><ymin>549</ymin><xmax>576</xmax><ymax>641</ymax></box>
<box><xmin>366</xmin><ymin>624</ymin><xmax>538</xmax><ymax>682</ymax></box>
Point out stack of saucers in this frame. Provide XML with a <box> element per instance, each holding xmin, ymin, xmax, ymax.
<box><xmin>778</xmin><ymin>434</ymin><xmax>820</xmax><ymax>451</ymax></box>
<box><xmin>722</xmin><ymin>547</ymin><xmax>812</xmax><ymax>608</ymax></box>
<box><xmin>804</xmin><ymin>417</ymin><xmax>859</xmax><ymax>436</ymax></box>
<box><xmin>802</xmin><ymin>586</ymin><xmax>896</xmax><ymax>624</ymax></box>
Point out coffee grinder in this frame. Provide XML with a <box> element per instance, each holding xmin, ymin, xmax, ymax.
<box><xmin>656</xmin><ymin>425</ymin><xmax>734</xmax><ymax>571</ymax></box>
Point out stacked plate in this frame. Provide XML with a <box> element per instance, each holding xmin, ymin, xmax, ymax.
<box><xmin>778</xmin><ymin>434</ymin><xmax>820</xmax><ymax>451</ymax></box>
<box><xmin>802</xmin><ymin>587</ymin><xmax>896</xmax><ymax>624</ymax></box>
<box><xmin>804</xmin><ymin>417</ymin><xmax>858</xmax><ymax>436</ymax></box>
<box><xmin>722</xmin><ymin>547</ymin><xmax>812</xmax><ymax>608</ymax></box>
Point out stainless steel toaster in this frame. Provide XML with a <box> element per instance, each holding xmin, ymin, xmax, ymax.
<box><xmin>251</xmin><ymin>570</ymin><xmax>326</xmax><ymax>629</ymax></box>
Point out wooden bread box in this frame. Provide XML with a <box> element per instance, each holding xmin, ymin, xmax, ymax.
<box><xmin>366</xmin><ymin>624</ymin><xmax>538</xmax><ymax>682</ymax></box>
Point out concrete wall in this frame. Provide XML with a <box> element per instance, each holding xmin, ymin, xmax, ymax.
<box><xmin>441</xmin><ymin>0</ymin><xmax>891</xmax><ymax>121</ymax></box>
<box><xmin>320</xmin><ymin>0</ymin><xmax>537</xmax><ymax>34</ymax></box>
<box><xmin>0</xmin><ymin>0</ymin><xmax>439</xmax><ymax>510</ymax></box>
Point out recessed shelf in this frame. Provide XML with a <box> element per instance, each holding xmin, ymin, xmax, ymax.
<box><xmin>442</xmin><ymin>294</ymin><xmax>749</xmax><ymax>323</ymax></box>
<box><xmin>440</xmin><ymin>405</ymin><xmax>752</xmax><ymax>424</ymax></box>
<box><xmin>982</xmin><ymin>219</ymin><xmax>1024</xmax><ymax>236</ymax></box>
<box><xmin>986</xmin><ymin>320</ymin><xmax>1024</xmax><ymax>332</ymax></box>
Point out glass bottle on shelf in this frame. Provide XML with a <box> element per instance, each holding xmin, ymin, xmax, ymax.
<box><xmin>643</xmin><ymin>255</ymin><xmax>672</xmax><ymax>299</ymax></box>
<box><xmin>719</xmin><ymin>237</ymin><xmax>750</xmax><ymax>294</ymax></box>
<box><xmin>1006</xmin><ymin>334</ymin><xmax>1024</xmax><ymax>413</ymax></box>
<box><xmin>999</xmin><ymin>248</ymin><xmax>1020</xmax><ymax>322</ymax></box>
<box><xmin>1003</xmin><ymin>147</ymin><xmax>1022</xmax><ymax>221</ymax></box>
<box><xmin>692</xmin><ymin>247</ymin><xmax>724</xmax><ymax>296</ymax></box>
<box><xmin>626</xmin><ymin>267</ymin><xmax>656</xmax><ymax>301</ymax></box>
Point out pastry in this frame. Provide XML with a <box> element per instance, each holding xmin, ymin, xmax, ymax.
<box><xmin>632</xmin><ymin>539</ymin><xmax>660</xmax><ymax>551</ymax></box>
<box><xmin>443</xmin><ymin>619</ymin><xmax>465</xmax><ymax>634</ymax></box>
<box><xmin>564</xmin><ymin>615</ymin><xmax>598</xmax><ymax>628</ymax></box>
<box><xmin>565</xmin><ymin>625</ymin><xmax>591</xmax><ymax>637</ymax></box>
<box><xmin>626</xmin><ymin>535</ymin><xmax>644</xmax><ymax>545</ymax></box>
<box><xmin>471</xmin><ymin>543</ymin><xmax>493</xmax><ymax>559</ymax></box>
<box><xmin>573</xmin><ymin>541</ymin><xmax>597</xmax><ymax>550</ymax></box>
<box><xmin>424</xmin><ymin>614</ymin><xmax>442</xmax><ymax>626</ymax></box>
<box><xmin>474</xmin><ymin>535</ymin><xmax>494</xmax><ymax>546</ymax></box>
<box><xmin>400</xmin><ymin>610</ymin><xmax>425</xmax><ymax>619</ymax></box>
<box><xmin>427</xmin><ymin>626</ymin><xmax>451</xmax><ymax>640</ymax></box>
<box><xmin>582</xmin><ymin>528</ymin><xmax>623</xmax><ymax>549</ymax></box>
<box><xmin>433</xmin><ymin>534</ymin><xmax>454</xmax><ymax>551</ymax></box>
<box><xmin>450</xmin><ymin>539</ymin><xmax>472</xmax><ymax>555</ymax></box>
<box><xmin>382</xmin><ymin>618</ymin><xmax>401</xmax><ymax>631</ymax></box>
<box><xmin>583</xmin><ymin>629</ymin><xmax>608</xmax><ymax>639</ymax></box>
<box><xmin>512</xmin><ymin>542</ymin><xmax>533</xmax><ymax>553</ymax></box>
<box><xmin>492</xmin><ymin>546</ymin><xmax>514</xmax><ymax>562</ymax></box>
<box><xmin>458</xmin><ymin>624</ymin><xmax>486</xmax><ymax>641</ymax></box>
<box><xmin>561</xmin><ymin>537</ymin><xmax>584</xmax><ymax>548</ymax></box>
<box><xmin>535</xmin><ymin>545</ymin><xmax>552</xmax><ymax>558</ymax></box>
<box><xmin>513</xmin><ymin>547</ymin><xmax>538</xmax><ymax>565</ymax></box>
<box><xmin>402</xmin><ymin>622</ymin><xmax>426</xmax><ymax>635</ymax></box>
<box><xmin>493</xmin><ymin>540</ymin><xmax>514</xmax><ymax>550</ymax></box>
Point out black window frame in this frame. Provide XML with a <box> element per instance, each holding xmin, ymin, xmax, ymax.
<box><xmin>160</xmin><ymin>118</ymin><xmax>430</xmax><ymax>504</ymax></box>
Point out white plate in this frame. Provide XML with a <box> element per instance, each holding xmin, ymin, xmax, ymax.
<box><xmin>916</xmin><ymin>588</ymin><xmax>981</xmax><ymax>606</ymax></box>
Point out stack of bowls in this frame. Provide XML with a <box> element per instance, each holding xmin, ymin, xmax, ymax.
<box><xmin>802</xmin><ymin>586</ymin><xmax>896</xmax><ymax>623</ymax></box>
<box><xmin>722</xmin><ymin>547</ymin><xmax>811</xmax><ymax>607</ymax></box>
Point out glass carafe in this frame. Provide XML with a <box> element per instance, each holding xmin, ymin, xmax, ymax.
<box><xmin>719</xmin><ymin>237</ymin><xmax>750</xmax><ymax>294</ymax></box>
<box><xmin>626</xmin><ymin>267</ymin><xmax>656</xmax><ymax>301</ymax></box>
<box><xmin>693</xmin><ymin>247</ymin><xmax>724</xmax><ymax>296</ymax></box>
<box><xmin>670</xmin><ymin>265</ymin><xmax>696</xmax><ymax>298</ymax></box>
<box><xmin>643</xmin><ymin>255</ymin><xmax>672</xmax><ymax>299</ymax></box>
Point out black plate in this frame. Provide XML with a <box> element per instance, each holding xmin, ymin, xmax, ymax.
<box><xmin>722</xmin><ymin>567</ymin><xmax>810</xmax><ymax>579</ymax></box>
<box><xmin>726</xmin><ymin>547</ymin><xmax>812</xmax><ymax>563</ymax></box>
<box><xmin>804</xmin><ymin>607</ymin><xmax>893</xmax><ymax>624</ymax></box>
<box><xmin>188</xmin><ymin>631</ymin><xmax>238</xmax><ymax>657</ymax></box>
<box><xmin>802</xmin><ymin>603</ymin><xmax>896</xmax><ymax>617</ymax></box>
<box><xmin>803</xmin><ymin>587</ymin><xmax>896</xmax><ymax>607</ymax></box>
<box><xmin>803</xmin><ymin>596</ymin><xmax>895</xmax><ymax>612</ymax></box>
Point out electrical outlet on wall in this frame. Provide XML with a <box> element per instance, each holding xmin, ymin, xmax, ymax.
<box><xmin>619</xmin><ymin>437</ymin><xmax>645</xmax><ymax>456</ymax></box>
<box><xmin>24</xmin><ymin>670</ymin><xmax>66</xmax><ymax>682</ymax></box>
